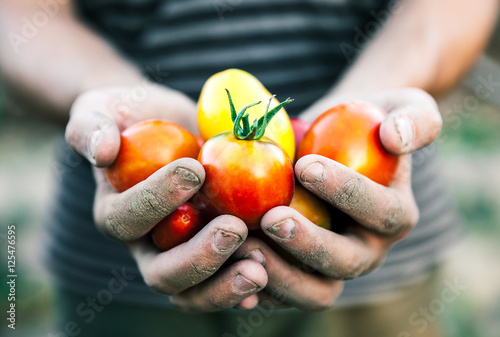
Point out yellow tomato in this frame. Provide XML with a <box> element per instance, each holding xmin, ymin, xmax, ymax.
<box><xmin>197</xmin><ymin>68</ymin><xmax>295</xmax><ymax>161</ymax></box>
<box><xmin>290</xmin><ymin>184</ymin><xmax>331</xmax><ymax>230</ymax></box>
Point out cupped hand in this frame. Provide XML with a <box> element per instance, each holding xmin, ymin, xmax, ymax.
<box><xmin>235</xmin><ymin>88</ymin><xmax>442</xmax><ymax>311</ymax></box>
<box><xmin>65</xmin><ymin>84</ymin><xmax>267</xmax><ymax>313</ymax></box>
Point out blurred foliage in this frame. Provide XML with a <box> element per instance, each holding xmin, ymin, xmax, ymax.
<box><xmin>439</xmin><ymin>98</ymin><xmax>500</xmax><ymax>237</ymax></box>
<box><xmin>442</xmin><ymin>296</ymin><xmax>483</xmax><ymax>337</ymax></box>
<box><xmin>440</xmin><ymin>104</ymin><xmax>500</xmax><ymax>152</ymax></box>
<box><xmin>454</xmin><ymin>190</ymin><xmax>500</xmax><ymax>235</ymax></box>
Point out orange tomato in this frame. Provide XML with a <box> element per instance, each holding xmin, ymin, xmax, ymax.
<box><xmin>290</xmin><ymin>184</ymin><xmax>331</xmax><ymax>230</ymax></box>
<box><xmin>105</xmin><ymin>120</ymin><xmax>200</xmax><ymax>192</ymax></box>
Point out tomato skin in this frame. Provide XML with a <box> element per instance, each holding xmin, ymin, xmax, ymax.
<box><xmin>105</xmin><ymin>120</ymin><xmax>200</xmax><ymax>192</ymax></box>
<box><xmin>198</xmin><ymin>133</ymin><xmax>295</xmax><ymax>230</ymax></box>
<box><xmin>290</xmin><ymin>118</ymin><xmax>311</xmax><ymax>149</ymax></box>
<box><xmin>290</xmin><ymin>184</ymin><xmax>331</xmax><ymax>230</ymax></box>
<box><xmin>197</xmin><ymin>69</ymin><xmax>295</xmax><ymax>161</ymax></box>
<box><xmin>297</xmin><ymin>101</ymin><xmax>398</xmax><ymax>186</ymax></box>
<box><xmin>151</xmin><ymin>203</ymin><xmax>203</xmax><ymax>251</ymax></box>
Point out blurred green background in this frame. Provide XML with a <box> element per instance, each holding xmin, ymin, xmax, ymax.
<box><xmin>1</xmin><ymin>43</ymin><xmax>500</xmax><ymax>337</ymax></box>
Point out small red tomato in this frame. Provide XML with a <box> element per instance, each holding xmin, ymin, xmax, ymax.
<box><xmin>151</xmin><ymin>202</ymin><xmax>203</xmax><ymax>251</ymax></box>
<box><xmin>105</xmin><ymin>120</ymin><xmax>200</xmax><ymax>192</ymax></box>
<box><xmin>197</xmin><ymin>90</ymin><xmax>295</xmax><ymax>230</ymax></box>
<box><xmin>297</xmin><ymin>101</ymin><xmax>398</xmax><ymax>186</ymax></box>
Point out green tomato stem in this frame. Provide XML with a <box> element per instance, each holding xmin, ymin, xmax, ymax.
<box><xmin>225</xmin><ymin>89</ymin><xmax>293</xmax><ymax>141</ymax></box>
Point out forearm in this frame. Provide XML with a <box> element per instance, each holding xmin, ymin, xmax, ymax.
<box><xmin>334</xmin><ymin>0</ymin><xmax>498</xmax><ymax>97</ymax></box>
<box><xmin>0</xmin><ymin>1</ymin><xmax>143</xmax><ymax>122</ymax></box>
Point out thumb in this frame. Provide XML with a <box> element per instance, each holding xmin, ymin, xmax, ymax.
<box><xmin>379</xmin><ymin>101</ymin><xmax>442</xmax><ymax>155</ymax></box>
<box><xmin>65</xmin><ymin>93</ymin><xmax>120</xmax><ymax>167</ymax></box>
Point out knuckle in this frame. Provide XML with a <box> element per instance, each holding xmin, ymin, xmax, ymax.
<box><xmin>268</xmin><ymin>283</ymin><xmax>290</xmax><ymax>305</ymax></box>
<box><xmin>102</xmin><ymin>213</ymin><xmax>136</xmax><ymax>242</ymax></box>
<box><xmin>143</xmin><ymin>275</ymin><xmax>163</xmax><ymax>294</ymax></box>
<box><xmin>338</xmin><ymin>251</ymin><xmax>365</xmax><ymax>280</ymax></box>
<box><xmin>313</xmin><ymin>294</ymin><xmax>337</xmax><ymax>312</ymax></box>
<box><xmin>143</xmin><ymin>273</ymin><xmax>170</xmax><ymax>295</ymax></box>
<box><xmin>188</xmin><ymin>259</ymin><xmax>218</xmax><ymax>280</ymax></box>
<box><xmin>409</xmin><ymin>205</ymin><xmax>420</xmax><ymax>228</ymax></box>
<box><xmin>380</xmin><ymin>203</ymin><xmax>404</xmax><ymax>233</ymax></box>
<box><xmin>143</xmin><ymin>268</ymin><xmax>178</xmax><ymax>296</ymax></box>
<box><xmin>136</xmin><ymin>188</ymin><xmax>172</xmax><ymax>218</ymax></box>
<box><xmin>208</xmin><ymin>294</ymin><xmax>230</xmax><ymax>311</ymax></box>
<box><xmin>305</xmin><ymin>245</ymin><xmax>332</xmax><ymax>272</ymax></box>
<box><xmin>331</xmin><ymin>177</ymin><xmax>365</xmax><ymax>208</ymax></box>
<box><xmin>305</xmin><ymin>286</ymin><xmax>339</xmax><ymax>312</ymax></box>
<box><xmin>381</xmin><ymin>197</ymin><xmax>419</xmax><ymax>236</ymax></box>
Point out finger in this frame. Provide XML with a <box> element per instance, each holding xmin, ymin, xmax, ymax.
<box><xmin>237</xmin><ymin>294</ymin><xmax>260</xmax><ymax>310</ymax></box>
<box><xmin>170</xmin><ymin>260</ymin><xmax>267</xmax><ymax>313</ymax></box>
<box><xmin>377</xmin><ymin>88</ymin><xmax>442</xmax><ymax>155</ymax></box>
<box><xmin>260</xmin><ymin>208</ymin><xmax>387</xmax><ymax>280</ymax></box>
<box><xmin>295</xmin><ymin>154</ymin><xmax>419</xmax><ymax>235</ymax></box>
<box><xmin>235</xmin><ymin>237</ymin><xmax>344</xmax><ymax>311</ymax></box>
<box><xmin>94</xmin><ymin>158</ymin><xmax>205</xmax><ymax>241</ymax></box>
<box><xmin>128</xmin><ymin>215</ymin><xmax>249</xmax><ymax>297</ymax></box>
<box><xmin>65</xmin><ymin>95</ymin><xmax>121</xmax><ymax>167</ymax></box>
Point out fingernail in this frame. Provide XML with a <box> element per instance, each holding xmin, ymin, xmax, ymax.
<box><xmin>87</xmin><ymin>130</ymin><xmax>101</xmax><ymax>165</ymax></box>
<box><xmin>233</xmin><ymin>274</ymin><xmax>258</xmax><ymax>293</ymax></box>
<box><xmin>267</xmin><ymin>219</ymin><xmax>296</xmax><ymax>239</ymax></box>
<box><xmin>173</xmin><ymin>167</ymin><xmax>201</xmax><ymax>190</ymax></box>
<box><xmin>300</xmin><ymin>162</ymin><xmax>325</xmax><ymax>184</ymax></box>
<box><xmin>245</xmin><ymin>249</ymin><xmax>265</xmax><ymax>265</ymax></box>
<box><xmin>214</xmin><ymin>230</ymin><xmax>242</xmax><ymax>251</ymax></box>
<box><xmin>395</xmin><ymin>118</ymin><xmax>414</xmax><ymax>152</ymax></box>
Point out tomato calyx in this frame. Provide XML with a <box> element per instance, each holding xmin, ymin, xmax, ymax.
<box><xmin>225</xmin><ymin>89</ymin><xmax>293</xmax><ymax>140</ymax></box>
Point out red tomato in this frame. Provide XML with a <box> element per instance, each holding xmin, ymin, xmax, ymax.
<box><xmin>151</xmin><ymin>203</ymin><xmax>203</xmax><ymax>251</ymax></box>
<box><xmin>297</xmin><ymin>101</ymin><xmax>398</xmax><ymax>186</ymax></box>
<box><xmin>198</xmin><ymin>133</ymin><xmax>294</xmax><ymax>230</ymax></box>
<box><xmin>105</xmin><ymin>120</ymin><xmax>200</xmax><ymax>192</ymax></box>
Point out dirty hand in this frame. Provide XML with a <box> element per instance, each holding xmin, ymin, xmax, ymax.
<box><xmin>65</xmin><ymin>84</ymin><xmax>267</xmax><ymax>313</ymax></box>
<box><xmin>235</xmin><ymin>88</ymin><xmax>442</xmax><ymax>311</ymax></box>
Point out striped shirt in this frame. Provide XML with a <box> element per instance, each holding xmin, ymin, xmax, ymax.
<box><xmin>44</xmin><ymin>0</ymin><xmax>463</xmax><ymax>307</ymax></box>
